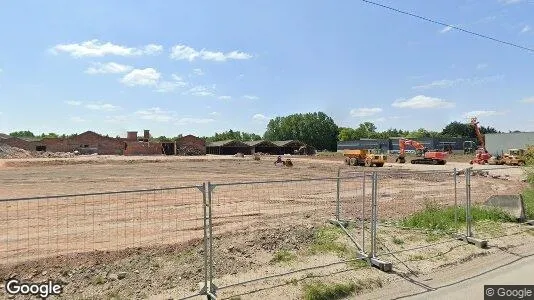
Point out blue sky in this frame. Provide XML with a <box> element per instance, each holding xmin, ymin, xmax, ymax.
<box><xmin>0</xmin><ymin>0</ymin><xmax>533</xmax><ymax>138</ymax></box>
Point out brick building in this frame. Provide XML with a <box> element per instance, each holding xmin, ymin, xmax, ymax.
<box><xmin>41</xmin><ymin>131</ymin><xmax>126</xmax><ymax>155</ymax></box>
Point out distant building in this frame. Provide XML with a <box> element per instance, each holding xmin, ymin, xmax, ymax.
<box><xmin>485</xmin><ymin>132</ymin><xmax>534</xmax><ymax>155</ymax></box>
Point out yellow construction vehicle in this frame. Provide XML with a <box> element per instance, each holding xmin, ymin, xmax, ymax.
<box><xmin>343</xmin><ymin>149</ymin><xmax>386</xmax><ymax>167</ymax></box>
<box><xmin>502</xmin><ymin>149</ymin><xmax>526</xmax><ymax>166</ymax></box>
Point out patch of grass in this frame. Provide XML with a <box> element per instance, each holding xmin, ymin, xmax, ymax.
<box><xmin>392</xmin><ymin>237</ymin><xmax>404</xmax><ymax>245</ymax></box>
<box><xmin>400</xmin><ymin>202</ymin><xmax>515</xmax><ymax>231</ymax></box>
<box><xmin>303</xmin><ymin>278</ymin><xmax>382</xmax><ymax>300</ymax></box>
<box><xmin>229</xmin><ymin>297</ymin><xmax>242</xmax><ymax>300</ymax></box>
<box><xmin>522</xmin><ymin>188</ymin><xmax>534</xmax><ymax>220</ymax></box>
<box><xmin>303</xmin><ymin>281</ymin><xmax>356</xmax><ymax>300</ymax></box>
<box><xmin>346</xmin><ymin>259</ymin><xmax>368</xmax><ymax>269</ymax></box>
<box><xmin>285</xmin><ymin>278</ymin><xmax>299</xmax><ymax>286</ymax></box>
<box><xmin>309</xmin><ymin>226</ymin><xmax>349</xmax><ymax>256</ymax></box>
<box><xmin>271</xmin><ymin>250</ymin><xmax>297</xmax><ymax>264</ymax></box>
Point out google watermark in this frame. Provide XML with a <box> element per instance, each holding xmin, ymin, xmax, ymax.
<box><xmin>485</xmin><ymin>285</ymin><xmax>534</xmax><ymax>299</ymax></box>
<box><xmin>4</xmin><ymin>278</ymin><xmax>63</xmax><ymax>299</ymax></box>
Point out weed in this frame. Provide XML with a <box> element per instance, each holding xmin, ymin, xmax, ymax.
<box><xmin>309</xmin><ymin>226</ymin><xmax>349</xmax><ymax>256</ymax></box>
<box><xmin>392</xmin><ymin>237</ymin><xmax>404</xmax><ymax>245</ymax></box>
<box><xmin>523</xmin><ymin>188</ymin><xmax>534</xmax><ymax>220</ymax></box>
<box><xmin>400</xmin><ymin>202</ymin><xmax>515</xmax><ymax>231</ymax></box>
<box><xmin>271</xmin><ymin>250</ymin><xmax>297</xmax><ymax>264</ymax></box>
<box><xmin>229</xmin><ymin>297</ymin><xmax>242</xmax><ymax>300</ymax></box>
<box><xmin>346</xmin><ymin>259</ymin><xmax>368</xmax><ymax>269</ymax></box>
<box><xmin>303</xmin><ymin>281</ymin><xmax>356</xmax><ymax>300</ymax></box>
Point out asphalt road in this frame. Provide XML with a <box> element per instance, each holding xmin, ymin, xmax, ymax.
<box><xmin>406</xmin><ymin>254</ymin><xmax>534</xmax><ymax>300</ymax></box>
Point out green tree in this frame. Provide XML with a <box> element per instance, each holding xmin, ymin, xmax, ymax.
<box><xmin>442</xmin><ymin>121</ymin><xmax>499</xmax><ymax>138</ymax></box>
<box><xmin>40</xmin><ymin>132</ymin><xmax>59</xmax><ymax>139</ymax></box>
<box><xmin>9</xmin><ymin>131</ymin><xmax>35</xmax><ymax>138</ymax></box>
<box><xmin>264</xmin><ymin>112</ymin><xmax>338</xmax><ymax>151</ymax></box>
<box><xmin>204</xmin><ymin>130</ymin><xmax>262</xmax><ymax>142</ymax></box>
<box><xmin>156</xmin><ymin>136</ymin><xmax>172</xmax><ymax>142</ymax></box>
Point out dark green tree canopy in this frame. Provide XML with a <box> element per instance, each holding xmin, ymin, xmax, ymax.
<box><xmin>263</xmin><ymin>112</ymin><xmax>338</xmax><ymax>151</ymax></box>
<box><xmin>9</xmin><ymin>131</ymin><xmax>35</xmax><ymax>138</ymax></box>
<box><xmin>203</xmin><ymin>130</ymin><xmax>262</xmax><ymax>142</ymax></box>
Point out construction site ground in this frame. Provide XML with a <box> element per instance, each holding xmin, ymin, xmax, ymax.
<box><xmin>0</xmin><ymin>154</ymin><xmax>531</xmax><ymax>299</ymax></box>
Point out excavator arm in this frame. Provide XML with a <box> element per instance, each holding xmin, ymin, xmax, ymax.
<box><xmin>470</xmin><ymin>117</ymin><xmax>486</xmax><ymax>149</ymax></box>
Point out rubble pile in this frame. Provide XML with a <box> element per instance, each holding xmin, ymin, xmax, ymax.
<box><xmin>176</xmin><ymin>146</ymin><xmax>205</xmax><ymax>156</ymax></box>
<box><xmin>0</xmin><ymin>145</ymin><xmax>75</xmax><ymax>159</ymax></box>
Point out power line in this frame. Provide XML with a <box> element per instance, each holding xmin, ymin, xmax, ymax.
<box><xmin>360</xmin><ymin>0</ymin><xmax>534</xmax><ymax>53</ymax></box>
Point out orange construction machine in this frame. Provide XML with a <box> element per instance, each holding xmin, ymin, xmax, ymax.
<box><xmin>469</xmin><ymin>117</ymin><xmax>492</xmax><ymax>165</ymax></box>
<box><xmin>396</xmin><ymin>139</ymin><xmax>448</xmax><ymax>165</ymax></box>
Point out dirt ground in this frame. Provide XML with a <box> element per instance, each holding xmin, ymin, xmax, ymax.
<box><xmin>0</xmin><ymin>154</ymin><xmax>529</xmax><ymax>299</ymax></box>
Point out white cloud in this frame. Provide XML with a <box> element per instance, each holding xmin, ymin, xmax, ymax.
<box><xmin>65</xmin><ymin>100</ymin><xmax>82</xmax><ymax>106</ymax></box>
<box><xmin>85</xmin><ymin>103</ymin><xmax>121</xmax><ymax>111</ymax></box>
<box><xmin>85</xmin><ymin>62</ymin><xmax>133</xmax><ymax>74</ymax></box>
<box><xmin>412</xmin><ymin>75</ymin><xmax>503</xmax><ymax>90</ymax></box>
<box><xmin>243</xmin><ymin>95</ymin><xmax>259</xmax><ymax>100</ymax></box>
<box><xmin>154</xmin><ymin>74</ymin><xmax>188</xmax><ymax>93</ymax></box>
<box><xmin>104</xmin><ymin>115</ymin><xmax>128</xmax><ymax>123</ymax></box>
<box><xmin>521</xmin><ymin>97</ymin><xmax>534</xmax><ymax>103</ymax></box>
<box><xmin>143</xmin><ymin>44</ymin><xmax>163</xmax><ymax>55</ymax></box>
<box><xmin>170</xmin><ymin>44</ymin><xmax>253</xmax><ymax>62</ymax></box>
<box><xmin>120</xmin><ymin>68</ymin><xmax>161</xmax><ymax>86</ymax></box>
<box><xmin>350</xmin><ymin>107</ymin><xmax>383</xmax><ymax>117</ymax></box>
<box><xmin>192</xmin><ymin>68</ymin><xmax>204</xmax><ymax>76</ymax></box>
<box><xmin>476</xmin><ymin>63</ymin><xmax>488</xmax><ymax>70</ymax></box>
<box><xmin>252</xmin><ymin>114</ymin><xmax>269</xmax><ymax>122</ymax></box>
<box><xmin>135</xmin><ymin>107</ymin><xmax>174</xmax><ymax>122</ymax></box>
<box><xmin>218</xmin><ymin>95</ymin><xmax>232</xmax><ymax>100</ymax></box>
<box><xmin>209</xmin><ymin>112</ymin><xmax>220</xmax><ymax>116</ymax></box>
<box><xmin>463</xmin><ymin>110</ymin><xmax>506</xmax><ymax>118</ymax></box>
<box><xmin>51</xmin><ymin>40</ymin><xmax>163</xmax><ymax>57</ymax></box>
<box><xmin>176</xmin><ymin>118</ymin><xmax>215</xmax><ymax>125</ymax></box>
<box><xmin>70</xmin><ymin>116</ymin><xmax>86</xmax><ymax>122</ymax></box>
<box><xmin>184</xmin><ymin>85</ymin><xmax>216</xmax><ymax>97</ymax></box>
<box><xmin>392</xmin><ymin>95</ymin><xmax>455</xmax><ymax>109</ymax></box>
<box><xmin>521</xmin><ymin>25</ymin><xmax>531</xmax><ymax>33</ymax></box>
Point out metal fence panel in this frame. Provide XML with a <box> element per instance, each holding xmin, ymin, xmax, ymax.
<box><xmin>207</xmin><ymin>177</ymin><xmax>366</xmax><ymax>299</ymax></box>
<box><xmin>0</xmin><ymin>186</ymin><xmax>206</xmax><ymax>299</ymax></box>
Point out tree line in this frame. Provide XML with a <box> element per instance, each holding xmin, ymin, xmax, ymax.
<box><xmin>7</xmin><ymin>111</ymin><xmax>508</xmax><ymax>152</ymax></box>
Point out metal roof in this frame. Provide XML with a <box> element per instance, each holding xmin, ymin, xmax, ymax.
<box><xmin>272</xmin><ymin>140</ymin><xmax>305</xmax><ymax>147</ymax></box>
<box><xmin>244</xmin><ymin>140</ymin><xmax>277</xmax><ymax>147</ymax></box>
<box><xmin>206</xmin><ymin>140</ymin><xmax>250</xmax><ymax>147</ymax></box>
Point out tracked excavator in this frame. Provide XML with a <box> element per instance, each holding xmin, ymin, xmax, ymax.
<box><xmin>469</xmin><ymin>117</ymin><xmax>492</xmax><ymax>165</ymax></box>
<box><xmin>396</xmin><ymin>139</ymin><xmax>448</xmax><ymax>165</ymax></box>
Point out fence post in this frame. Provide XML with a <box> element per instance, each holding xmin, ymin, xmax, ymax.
<box><xmin>199</xmin><ymin>183</ymin><xmax>209</xmax><ymax>296</ymax></box>
<box><xmin>207</xmin><ymin>181</ymin><xmax>217</xmax><ymax>299</ymax></box>
<box><xmin>368</xmin><ymin>171</ymin><xmax>392</xmax><ymax>272</ymax></box>
<box><xmin>362</xmin><ymin>171</ymin><xmax>366</xmax><ymax>253</ymax></box>
<box><xmin>466</xmin><ymin>168</ymin><xmax>472</xmax><ymax>238</ymax></box>
<box><xmin>336</xmin><ymin>167</ymin><xmax>341</xmax><ymax>221</ymax></box>
<box><xmin>454</xmin><ymin>168</ymin><xmax>458</xmax><ymax>226</ymax></box>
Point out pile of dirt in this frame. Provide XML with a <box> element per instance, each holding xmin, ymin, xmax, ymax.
<box><xmin>0</xmin><ymin>145</ymin><xmax>33</xmax><ymax>158</ymax></box>
<box><xmin>176</xmin><ymin>146</ymin><xmax>204</xmax><ymax>156</ymax></box>
<box><xmin>0</xmin><ymin>145</ymin><xmax>75</xmax><ymax>159</ymax></box>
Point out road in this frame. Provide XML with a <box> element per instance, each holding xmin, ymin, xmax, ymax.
<box><xmin>405</xmin><ymin>254</ymin><xmax>534</xmax><ymax>300</ymax></box>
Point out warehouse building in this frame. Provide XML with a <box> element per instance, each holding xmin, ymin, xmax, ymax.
<box><xmin>245</xmin><ymin>140</ymin><xmax>279</xmax><ymax>155</ymax></box>
<box><xmin>338</xmin><ymin>137</ymin><xmax>477</xmax><ymax>153</ymax></box>
<box><xmin>485</xmin><ymin>132</ymin><xmax>534</xmax><ymax>155</ymax></box>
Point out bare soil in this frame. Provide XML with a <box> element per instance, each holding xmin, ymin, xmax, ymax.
<box><xmin>0</xmin><ymin>154</ymin><xmax>529</xmax><ymax>299</ymax></box>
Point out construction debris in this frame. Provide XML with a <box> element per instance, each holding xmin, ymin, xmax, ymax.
<box><xmin>0</xmin><ymin>145</ymin><xmax>75</xmax><ymax>159</ymax></box>
<box><xmin>176</xmin><ymin>146</ymin><xmax>204</xmax><ymax>156</ymax></box>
